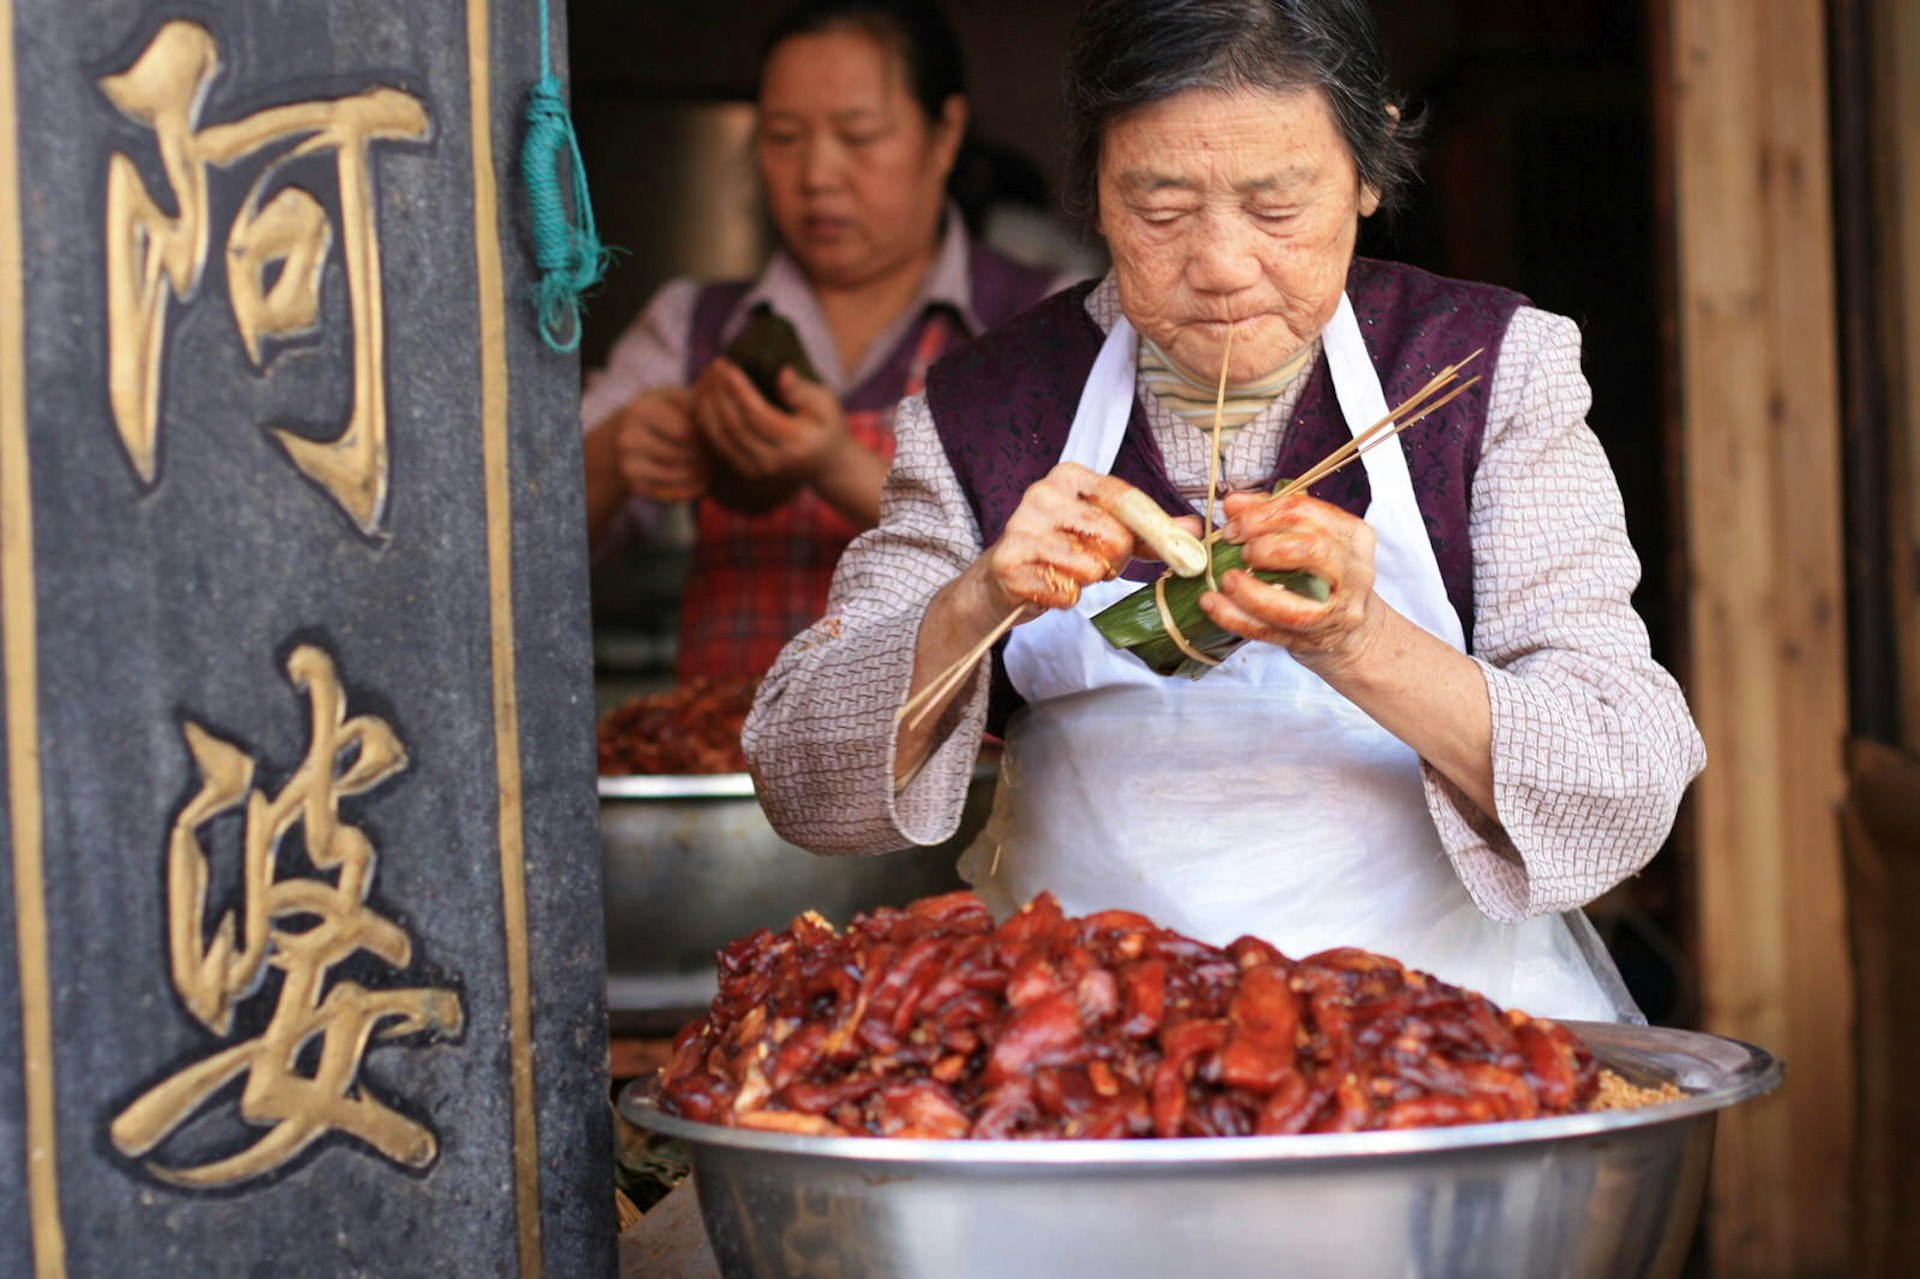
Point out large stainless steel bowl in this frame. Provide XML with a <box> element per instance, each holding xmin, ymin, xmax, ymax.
<box><xmin>619</xmin><ymin>1021</ymin><xmax>1781</xmax><ymax>1279</ymax></box>
<box><xmin>600</xmin><ymin>768</ymin><xmax>993</xmax><ymax>1016</ymax></box>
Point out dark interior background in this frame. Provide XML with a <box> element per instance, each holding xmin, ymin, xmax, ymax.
<box><xmin>566</xmin><ymin>0</ymin><xmax>1687</xmax><ymax>1027</ymax></box>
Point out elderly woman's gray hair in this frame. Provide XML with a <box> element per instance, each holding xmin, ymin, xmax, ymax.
<box><xmin>1063</xmin><ymin>0</ymin><xmax>1419</xmax><ymax>221</ymax></box>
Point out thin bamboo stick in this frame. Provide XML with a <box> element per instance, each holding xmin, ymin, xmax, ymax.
<box><xmin>1202</xmin><ymin>325</ymin><xmax>1235</xmax><ymax>592</ymax></box>
<box><xmin>1275</xmin><ymin>376</ymin><xmax>1480</xmax><ymax>500</ymax></box>
<box><xmin>1273</xmin><ymin>350</ymin><xmax>1483</xmax><ymax>499</ymax></box>
<box><xmin>897</xmin><ymin>607</ymin><xmax>1022</xmax><ymax>731</ymax></box>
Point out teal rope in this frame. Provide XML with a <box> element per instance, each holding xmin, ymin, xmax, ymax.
<box><xmin>521</xmin><ymin>0</ymin><xmax>608</xmax><ymax>353</ymax></box>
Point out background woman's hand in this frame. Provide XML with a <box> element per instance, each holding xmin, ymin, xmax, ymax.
<box><xmin>612</xmin><ymin>386</ymin><xmax>707</xmax><ymax>502</ymax></box>
<box><xmin>1203</xmin><ymin>491</ymin><xmax>1383</xmax><ymax>674</ymax></box>
<box><xmin>687</xmin><ymin>359</ymin><xmax>891</xmax><ymax>526</ymax></box>
<box><xmin>691</xmin><ymin>358</ymin><xmax>852</xmax><ymax>484</ymax></box>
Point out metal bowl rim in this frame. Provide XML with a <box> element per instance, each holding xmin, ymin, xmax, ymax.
<box><xmin>599</xmin><ymin>772</ymin><xmax>759</xmax><ymax>799</ymax></box>
<box><xmin>599</xmin><ymin>760</ymin><xmax>999</xmax><ymax>801</ymax></box>
<box><xmin>618</xmin><ymin>1021</ymin><xmax>1781</xmax><ymax>1168</ymax></box>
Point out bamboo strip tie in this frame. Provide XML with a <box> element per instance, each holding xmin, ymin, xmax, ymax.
<box><xmin>897</xmin><ymin>607</ymin><xmax>1023</xmax><ymax>732</ymax></box>
<box><xmin>1202</xmin><ymin>324</ymin><xmax>1235</xmax><ymax>592</ymax></box>
<box><xmin>1154</xmin><ymin>572</ymin><xmax>1221</xmax><ymax>667</ymax></box>
<box><xmin>1161</xmin><ymin>322</ymin><xmax>1239</xmax><ymax>665</ymax></box>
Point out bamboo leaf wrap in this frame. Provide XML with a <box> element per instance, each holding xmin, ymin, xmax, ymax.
<box><xmin>725</xmin><ymin>309</ymin><xmax>818</xmax><ymax>407</ymax></box>
<box><xmin>1089</xmin><ymin>540</ymin><xmax>1329</xmax><ymax>678</ymax></box>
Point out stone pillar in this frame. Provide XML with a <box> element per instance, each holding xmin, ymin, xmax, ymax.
<box><xmin>0</xmin><ymin>2</ymin><xmax>612</xmax><ymax>1275</ymax></box>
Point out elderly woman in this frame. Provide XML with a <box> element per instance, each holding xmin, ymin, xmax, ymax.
<box><xmin>744</xmin><ymin>0</ymin><xmax>1704</xmax><ymax>1021</ymax></box>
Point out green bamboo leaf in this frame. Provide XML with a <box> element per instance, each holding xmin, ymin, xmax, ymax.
<box><xmin>724</xmin><ymin>307</ymin><xmax>817</xmax><ymax>407</ymax></box>
<box><xmin>1090</xmin><ymin>539</ymin><xmax>1329</xmax><ymax>677</ymax></box>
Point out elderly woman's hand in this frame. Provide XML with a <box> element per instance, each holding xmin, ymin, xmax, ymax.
<box><xmin>897</xmin><ymin>465</ymin><xmax>1201</xmax><ymax>773</ymax></box>
<box><xmin>981</xmin><ymin>464</ymin><xmax>1201</xmax><ymax>618</ymax></box>
<box><xmin>1203</xmin><ymin>490</ymin><xmax>1385</xmax><ymax>675</ymax></box>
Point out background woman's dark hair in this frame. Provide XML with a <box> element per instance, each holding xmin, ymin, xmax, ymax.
<box><xmin>1063</xmin><ymin>0</ymin><xmax>1421</xmax><ymax>222</ymax></box>
<box><xmin>759</xmin><ymin>0</ymin><xmax>966</xmax><ymax>125</ymax></box>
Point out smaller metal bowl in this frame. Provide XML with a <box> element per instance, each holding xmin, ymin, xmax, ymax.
<box><xmin>620</xmin><ymin>1022</ymin><xmax>1782</xmax><ymax>1279</ymax></box>
<box><xmin>600</xmin><ymin>767</ymin><xmax>994</xmax><ymax>1017</ymax></box>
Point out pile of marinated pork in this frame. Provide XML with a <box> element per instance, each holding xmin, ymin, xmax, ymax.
<box><xmin>597</xmin><ymin>677</ymin><xmax>757</xmax><ymax>775</ymax></box>
<box><xmin>656</xmin><ymin>891</ymin><xmax>1620</xmax><ymax>1139</ymax></box>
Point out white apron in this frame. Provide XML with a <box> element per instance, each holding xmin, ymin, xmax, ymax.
<box><xmin>958</xmin><ymin>297</ymin><xmax>1638</xmax><ymax>1022</ymax></box>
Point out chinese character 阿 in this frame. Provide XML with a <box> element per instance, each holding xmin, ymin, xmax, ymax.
<box><xmin>100</xmin><ymin>19</ymin><xmax>430</xmax><ymax>536</ymax></box>
<box><xmin>110</xmin><ymin>645</ymin><xmax>463</xmax><ymax>1188</ymax></box>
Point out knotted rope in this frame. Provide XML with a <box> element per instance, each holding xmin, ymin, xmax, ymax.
<box><xmin>521</xmin><ymin>0</ymin><xmax>608</xmax><ymax>353</ymax></box>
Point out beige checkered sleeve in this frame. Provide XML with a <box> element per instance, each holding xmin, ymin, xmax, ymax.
<box><xmin>1425</xmin><ymin>307</ymin><xmax>1705</xmax><ymax>920</ymax></box>
<box><xmin>744</xmin><ymin>389</ymin><xmax>995</xmax><ymax>855</ymax></box>
<box><xmin>744</xmin><ymin>305</ymin><xmax>1706</xmax><ymax>922</ymax></box>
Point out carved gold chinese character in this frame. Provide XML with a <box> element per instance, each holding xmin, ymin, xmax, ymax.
<box><xmin>101</xmin><ymin>20</ymin><xmax>430</xmax><ymax>535</ymax></box>
<box><xmin>110</xmin><ymin>645</ymin><xmax>463</xmax><ymax>1188</ymax></box>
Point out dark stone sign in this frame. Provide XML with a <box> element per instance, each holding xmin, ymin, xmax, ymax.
<box><xmin>0</xmin><ymin>2</ymin><xmax>613</xmax><ymax>1275</ymax></box>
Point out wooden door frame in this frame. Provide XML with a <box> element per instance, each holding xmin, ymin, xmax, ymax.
<box><xmin>1659</xmin><ymin>0</ymin><xmax>1856</xmax><ymax>1275</ymax></box>
<box><xmin>1874</xmin><ymin>0</ymin><xmax>1920</xmax><ymax>751</ymax></box>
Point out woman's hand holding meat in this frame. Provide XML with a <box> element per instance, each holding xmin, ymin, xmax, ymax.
<box><xmin>1204</xmin><ymin>490</ymin><xmax>1386</xmax><ymax>679</ymax></box>
<box><xmin>981</xmin><ymin>465</ymin><xmax>1152</xmax><ymax>612</ymax></box>
<box><xmin>896</xmin><ymin>465</ymin><xmax>1197</xmax><ymax>781</ymax></box>
<box><xmin>967</xmin><ymin>464</ymin><xmax>1202</xmax><ymax>630</ymax></box>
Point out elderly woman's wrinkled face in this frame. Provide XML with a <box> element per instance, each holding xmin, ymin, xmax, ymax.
<box><xmin>757</xmin><ymin>30</ymin><xmax>963</xmax><ymax>292</ymax></box>
<box><xmin>1097</xmin><ymin>86</ymin><xmax>1380</xmax><ymax>384</ymax></box>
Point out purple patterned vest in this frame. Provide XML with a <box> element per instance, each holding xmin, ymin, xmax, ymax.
<box><xmin>923</xmin><ymin>256</ymin><xmax>1527</xmax><ymax>731</ymax></box>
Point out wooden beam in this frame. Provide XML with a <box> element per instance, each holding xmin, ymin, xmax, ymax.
<box><xmin>1667</xmin><ymin>1</ymin><xmax>1855</xmax><ymax>1276</ymax></box>
<box><xmin>1881</xmin><ymin>0</ymin><xmax>1920</xmax><ymax>752</ymax></box>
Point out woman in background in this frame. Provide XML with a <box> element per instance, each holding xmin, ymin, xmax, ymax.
<box><xmin>581</xmin><ymin>0</ymin><xmax>1069</xmax><ymax>680</ymax></box>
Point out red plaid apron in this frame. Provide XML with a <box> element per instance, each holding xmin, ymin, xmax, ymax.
<box><xmin>676</xmin><ymin>313</ymin><xmax>959</xmax><ymax>681</ymax></box>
